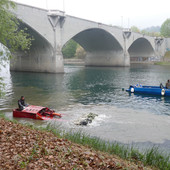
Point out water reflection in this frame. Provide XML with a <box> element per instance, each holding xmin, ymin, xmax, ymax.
<box><xmin>66</xmin><ymin>67</ymin><xmax>131</xmax><ymax>104</ymax></box>
<box><xmin>63</xmin><ymin>65</ymin><xmax>170</xmax><ymax>116</ymax></box>
<box><xmin>7</xmin><ymin>71</ymin><xmax>71</xmax><ymax>110</ymax></box>
<box><xmin>1</xmin><ymin>64</ymin><xmax>170</xmax><ymax>115</ymax></box>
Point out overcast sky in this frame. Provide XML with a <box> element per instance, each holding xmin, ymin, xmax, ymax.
<box><xmin>14</xmin><ymin>0</ymin><xmax>170</xmax><ymax>29</ymax></box>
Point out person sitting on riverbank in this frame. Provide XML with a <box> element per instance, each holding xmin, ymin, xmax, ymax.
<box><xmin>166</xmin><ymin>80</ymin><xmax>170</xmax><ymax>89</ymax></box>
<box><xmin>18</xmin><ymin>96</ymin><xmax>28</xmax><ymax>111</ymax></box>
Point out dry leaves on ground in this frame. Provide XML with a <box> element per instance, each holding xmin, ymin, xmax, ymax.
<box><xmin>0</xmin><ymin>118</ymin><xmax>152</xmax><ymax>169</ymax></box>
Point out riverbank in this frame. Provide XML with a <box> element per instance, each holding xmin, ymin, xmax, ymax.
<box><xmin>64</xmin><ymin>59</ymin><xmax>85</xmax><ymax>65</ymax></box>
<box><xmin>1</xmin><ymin>116</ymin><xmax>170</xmax><ymax>169</ymax></box>
<box><xmin>131</xmin><ymin>61</ymin><xmax>155</xmax><ymax>64</ymax></box>
<box><xmin>64</xmin><ymin>59</ymin><xmax>158</xmax><ymax>65</ymax></box>
<box><xmin>0</xmin><ymin>118</ymin><xmax>145</xmax><ymax>169</ymax></box>
<box><xmin>154</xmin><ymin>51</ymin><xmax>170</xmax><ymax>65</ymax></box>
<box><xmin>154</xmin><ymin>61</ymin><xmax>170</xmax><ymax>65</ymax></box>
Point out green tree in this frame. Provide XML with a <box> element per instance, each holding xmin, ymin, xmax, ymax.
<box><xmin>0</xmin><ymin>0</ymin><xmax>33</xmax><ymax>95</ymax></box>
<box><xmin>131</xmin><ymin>26</ymin><xmax>140</xmax><ymax>33</ymax></box>
<box><xmin>141</xmin><ymin>29</ymin><xmax>148</xmax><ymax>35</ymax></box>
<box><xmin>160</xmin><ymin>18</ymin><xmax>170</xmax><ymax>37</ymax></box>
<box><xmin>62</xmin><ymin>39</ymin><xmax>77</xmax><ymax>58</ymax></box>
<box><xmin>141</xmin><ymin>29</ymin><xmax>161</xmax><ymax>37</ymax></box>
<box><xmin>0</xmin><ymin>0</ymin><xmax>32</xmax><ymax>57</ymax></box>
<box><xmin>75</xmin><ymin>44</ymin><xmax>86</xmax><ymax>59</ymax></box>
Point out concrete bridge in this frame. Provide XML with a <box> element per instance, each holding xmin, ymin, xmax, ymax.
<box><xmin>8</xmin><ymin>2</ymin><xmax>170</xmax><ymax>73</ymax></box>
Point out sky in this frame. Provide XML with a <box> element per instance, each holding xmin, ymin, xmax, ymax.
<box><xmin>13</xmin><ymin>0</ymin><xmax>170</xmax><ymax>29</ymax></box>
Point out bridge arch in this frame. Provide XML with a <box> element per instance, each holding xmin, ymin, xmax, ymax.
<box><xmin>72</xmin><ymin>28</ymin><xmax>123</xmax><ymax>51</ymax></box>
<box><xmin>10</xmin><ymin>20</ymin><xmax>64</xmax><ymax>73</ymax></box>
<box><xmin>128</xmin><ymin>38</ymin><xmax>155</xmax><ymax>61</ymax></box>
<box><xmin>64</xmin><ymin>28</ymin><xmax>127</xmax><ymax>66</ymax></box>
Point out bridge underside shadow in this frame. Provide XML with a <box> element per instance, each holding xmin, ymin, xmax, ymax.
<box><xmin>72</xmin><ymin>28</ymin><xmax>129</xmax><ymax>66</ymax></box>
<box><xmin>10</xmin><ymin>22</ymin><xmax>64</xmax><ymax>73</ymax></box>
<box><xmin>128</xmin><ymin>38</ymin><xmax>154</xmax><ymax>62</ymax></box>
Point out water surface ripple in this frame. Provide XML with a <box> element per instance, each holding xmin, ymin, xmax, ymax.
<box><xmin>1</xmin><ymin>64</ymin><xmax>170</xmax><ymax>151</ymax></box>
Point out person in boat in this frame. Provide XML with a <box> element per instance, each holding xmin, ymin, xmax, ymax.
<box><xmin>160</xmin><ymin>83</ymin><xmax>164</xmax><ymax>89</ymax></box>
<box><xmin>18</xmin><ymin>96</ymin><xmax>28</xmax><ymax>111</ymax></box>
<box><xmin>166</xmin><ymin>80</ymin><xmax>170</xmax><ymax>89</ymax></box>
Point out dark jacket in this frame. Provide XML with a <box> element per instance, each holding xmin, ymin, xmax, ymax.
<box><xmin>18</xmin><ymin>99</ymin><xmax>27</xmax><ymax>110</ymax></box>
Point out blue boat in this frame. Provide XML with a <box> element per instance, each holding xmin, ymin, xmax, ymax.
<box><xmin>126</xmin><ymin>83</ymin><xmax>170</xmax><ymax>96</ymax></box>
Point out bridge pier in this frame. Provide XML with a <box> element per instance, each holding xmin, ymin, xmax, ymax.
<box><xmin>10</xmin><ymin>50</ymin><xmax>64</xmax><ymax>73</ymax></box>
<box><xmin>10</xmin><ymin>27</ymin><xmax>64</xmax><ymax>73</ymax></box>
<box><xmin>85</xmin><ymin>50</ymin><xmax>130</xmax><ymax>67</ymax></box>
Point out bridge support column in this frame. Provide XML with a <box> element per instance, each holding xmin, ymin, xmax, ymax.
<box><xmin>10</xmin><ymin>9</ymin><xmax>65</xmax><ymax>73</ymax></box>
<box><xmin>123</xmin><ymin>29</ymin><xmax>130</xmax><ymax>66</ymax></box>
<box><xmin>154</xmin><ymin>37</ymin><xmax>164</xmax><ymax>60</ymax></box>
<box><xmin>10</xmin><ymin>48</ymin><xmax>64</xmax><ymax>73</ymax></box>
<box><xmin>85</xmin><ymin>50</ymin><xmax>130</xmax><ymax>67</ymax></box>
<box><xmin>123</xmin><ymin>50</ymin><xmax>130</xmax><ymax>66</ymax></box>
<box><xmin>10</xmin><ymin>28</ymin><xmax>64</xmax><ymax>73</ymax></box>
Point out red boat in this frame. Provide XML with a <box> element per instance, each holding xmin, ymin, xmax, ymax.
<box><xmin>13</xmin><ymin>105</ymin><xmax>62</xmax><ymax>120</ymax></box>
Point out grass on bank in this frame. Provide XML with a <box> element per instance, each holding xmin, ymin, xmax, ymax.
<box><xmin>154</xmin><ymin>61</ymin><xmax>170</xmax><ymax>65</ymax></box>
<box><xmin>1</xmin><ymin>114</ymin><xmax>170</xmax><ymax>170</ymax></box>
<box><xmin>155</xmin><ymin>51</ymin><xmax>170</xmax><ymax>65</ymax></box>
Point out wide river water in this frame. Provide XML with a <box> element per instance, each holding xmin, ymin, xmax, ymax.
<box><xmin>1</xmin><ymin>64</ymin><xmax>170</xmax><ymax>152</ymax></box>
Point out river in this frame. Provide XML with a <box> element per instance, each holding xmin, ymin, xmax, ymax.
<box><xmin>1</xmin><ymin>63</ymin><xmax>170</xmax><ymax>152</ymax></box>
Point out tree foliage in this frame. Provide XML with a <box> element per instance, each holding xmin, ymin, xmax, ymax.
<box><xmin>75</xmin><ymin>44</ymin><xmax>86</xmax><ymax>59</ymax></box>
<box><xmin>0</xmin><ymin>0</ymin><xmax>33</xmax><ymax>59</ymax></box>
<box><xmin>0</xmin><ymin>0</ymin><xmax>33</xmax><ymax>95</ymax></box>
<box><xmin>160</xmin><ymin>18</ymin><xmax>170</xmax><ymax>37</ymax></box>
<box><xmin>131</xmin><ymin>26</ymin><xmax>140</xmax><ymax>33</ymax></box>
<box><xmin>131</xmin><ymin>25</ymin><xmax>161</xmax><ymax>37</ymax></box>
<box><xmin>62</xmin><ymin>39</ymin><xmax>77</xmax><ymax>58</ymax></box>
<box><xmin>141</xmin><ymin>29</ymin><xmax>161</xmax><ymax>37</ymax></box>
<box><xmin>144</xmin><ymin>26</ymin><xmax>160</xmax><ymax>33</ymax></box>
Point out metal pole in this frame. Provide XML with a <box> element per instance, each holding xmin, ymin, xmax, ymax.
<box><xmin>46</xmin><ymin>0</ymin><xmax>48</xmax><ymax>9</ymax></box>
<box><xmin>63</xmin><ymin>0</ymin><xmax>65</xmax><ymax>12</ymax></box>
<box><xmin>121</xmin><ymin>16</ymin><xmax>123</xmax><ymax>28</ymax></box>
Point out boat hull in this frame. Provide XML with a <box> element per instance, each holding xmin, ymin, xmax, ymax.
<box><xmin>126</xmin><ymin>85</ymin><xmax>170</xmax><ymax>96</ymax></box>
<box><xmin>13</xmin><ymin>109</ymin><xmax>37</xmax><ymax>119</ymax></box>
<box><xmin>13</xmin><ymin>105</ymin><xmax>61</xmax><ymax>120</ymax></box>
